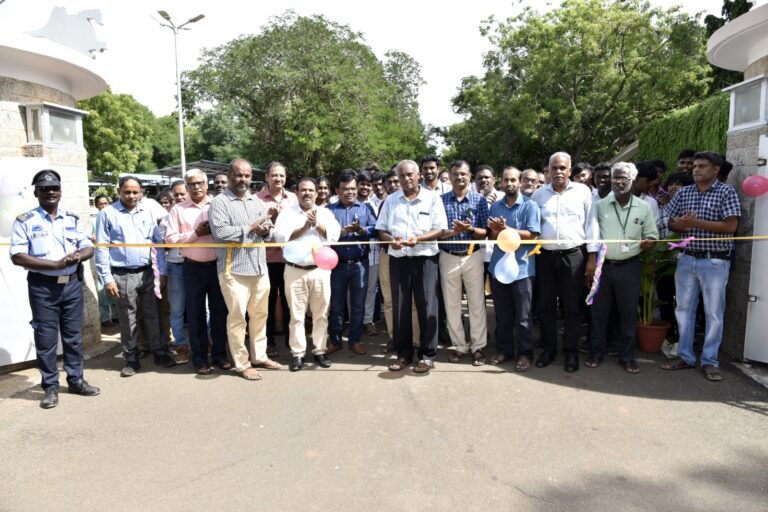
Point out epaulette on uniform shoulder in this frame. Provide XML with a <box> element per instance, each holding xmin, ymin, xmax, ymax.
<box><xmin>16</xmin><ymin>211</ymin><xmax>34</xmax><ymax>222</ymax></box>
<box><xmin>64</xmin><ymin>210</ymin><xmax>79</xmax><ymax>220</ymax></box>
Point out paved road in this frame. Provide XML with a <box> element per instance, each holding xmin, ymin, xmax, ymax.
<box><xmin>1</xmin><ymin>329</ymin><xmax>767</xmax><ymax>512</ymax></box>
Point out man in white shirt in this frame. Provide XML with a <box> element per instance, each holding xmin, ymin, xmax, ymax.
<box><xmin>273</xmin><ymin>178</ymin><xmax>341</xmax><ymax>372</ymax></box>
<box><xmin>377</xmin><ymin>160</ymin><xmax>448</xmax><ymax>374</ymax></box>
<box><xmin>531</xmin><ymin>152</ymin><xmax>599</xmax><ymax>373</ymax></box>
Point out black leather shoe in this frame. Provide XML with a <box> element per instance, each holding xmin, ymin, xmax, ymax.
<box><xmin>40</xmin><ymin>388</ymin><xmax>58</xmax><ymax>409</ymax></box>
<box><xmin>153</xmin><ymin>353</ymin><xmax>177</xmax><ymax>368</ymax></box>
<box><xmin>535</xmin><ymin>352</ymin><xmax>556</xmax><ymax>368</ymax></box>
<box><xmin>68</xmin><ymin>379</ymin><xmax>101</xmax><ymax>396</ymax></box>
<box><xmin>314</xmin><ymin>354</ymin><xmax>331</xmax><ymax>368</ymax></box>
<box><xmin>289</xmin><ymin>356</ymin><xmax>305</xmax><ymax>372</ymax></box>
<box><xmin>564</xmin><ymin>354</ymin><xmax>579</xmax><ymax>373</ymax></box>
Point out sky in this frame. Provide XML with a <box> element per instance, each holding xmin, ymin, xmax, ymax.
<box><xmin>0</xmin><ymin>0</ymin><xmax>731</xmax><ymax>128</ymax></box>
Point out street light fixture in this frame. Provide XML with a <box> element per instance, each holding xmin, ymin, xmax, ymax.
<box><xmin>155</xmin><ymin>11</ymin><xmax>205</xmax><ymax>175</ymax></box>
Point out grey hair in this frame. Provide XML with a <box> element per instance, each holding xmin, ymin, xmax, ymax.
<box><xmin>549</xmin><ymin>152</ymin><xmax>571</xmax><ymax>166</ymax></box>
<box><xmin>184</xmin><ymin>168</ymin><xmax>206</xmax><ymax>181</ymax></box>
<box><xmin>611</xmin><ymin>162</ymin><xmax>638</xmax><ymax>181</ymax></box>
<box><xmin>395</xmin><ymin>159</ymin><xmax>419</xmax><ymax>174</ymax></box>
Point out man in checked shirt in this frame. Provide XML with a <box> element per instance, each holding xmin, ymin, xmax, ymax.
<box><xmin>661</xmin><ymin>152</ymin><xmax>740</xmax><ymax>382</ymax></box>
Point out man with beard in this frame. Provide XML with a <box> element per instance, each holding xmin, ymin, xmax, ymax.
<box><xmin>586</xmin><ymin>162</ymin><xmax>657</xmax><ymax>374</ymax></box>
<box><xmin>10</xmin><ymin>170</ymin><xmax>100</xmax><ymax>408</ymax></box>
<box><xmin>421</xmin><ymin>155</ymin><xmax>450</xmax><ymax>195</ymax></box>
<box><xmin>377</xmin><ymin>160</ymin><xmax>447</xmax><ymax>373</ymax></box>
<box><xmin>520</xmin><ymin>168</ymin><xmax>540</xmax><ymax>198</ymax></box>
<box><xmin>487</xmin><ymin>167</ymin><xmax>540</xmax><ymax>371</ymax></box>
<box><xmin>209</xmin><ymin>158</ymin><xmax>279</xmax><ymax>381</ymax></box>
<box><xmin>274</xmin><ymin>178</ymin><xmax>340</xmax><ymax>371</ymax></box>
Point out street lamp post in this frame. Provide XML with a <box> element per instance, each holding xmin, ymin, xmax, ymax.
<box><xmin>156</xmin><ymin>11</ymin><xmax>204</xmax><ymax>176</ymax></box>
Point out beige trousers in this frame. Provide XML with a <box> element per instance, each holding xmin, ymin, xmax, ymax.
<box><xmin>379</xmin><ymin>251</ymin><xmax>419</xmax><ymax>343</ymax></box>
<box><xmin>439</xmin><ymin>250</ymin><xmax>488</xmax><ymax>353</ymax></box>
<box><xmin>218</xmin><ymin>272</ymin><xmax>270</xmax><ymax>372</ymax></box>
<box><xmin>284</xmin><ymin>265</ymin><xmax>331</xmax><ymax>357</ymax></box>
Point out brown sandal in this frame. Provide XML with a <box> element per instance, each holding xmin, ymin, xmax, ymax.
<box><xmin>240</xmin><ymin>368</ymin><xmax>263</xmax><ymax>381</ymax></box>
<box><xmin>413</xmin><ymin>360</ymin><xmax>434</xmax><ymax>374</ymax></box>
<box><xmin>514</xmin><ymin>356</ymin><xmax>531</xmax><ymax>372</ymax></box>
<box><xmin>702</xmin><ymin>365</ymin><xmax>722</xmax><ymax>382</ymax></box>
<box><xmin>660</xmin><ymin>357</ymin><xmax>695</xmax><ymax>370</ymax></box>
<box><xmin>449</xmin><ymin>351</ymin><xmax>466</xmax><ymax>363</ymax></box>
<box><xmin>388</xmin><ymin>358</ymin><xmax>410</xmax><ymax>372</ymax></box>
<box><xmin>472</xmin><ymin>350</ymin><xmax>486</xmax><ymax>366</ymax></box>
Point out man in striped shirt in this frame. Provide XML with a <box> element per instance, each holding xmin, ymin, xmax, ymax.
<box><xmin>209</xmin><ymin>159</ymin><xmax>280</xmax><ymax>381</ymax></box>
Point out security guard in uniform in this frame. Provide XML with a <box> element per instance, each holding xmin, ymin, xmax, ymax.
<box><xmin>9</xmin><ymin>170</ymin><xmax>101</xmax><ymax>409</ymax></box>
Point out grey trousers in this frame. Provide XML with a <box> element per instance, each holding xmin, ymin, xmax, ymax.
<box><xmin>113</xmin><ymin>268</ymin><xmax>165</xmax><ymax>362</ymax></box>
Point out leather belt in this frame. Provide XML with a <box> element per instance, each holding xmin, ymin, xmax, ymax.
<box><xmin>111</xmin><ymin>265</ymin><xmax>151</xmax><ymax>275</ymax></box>
<box><xmin>28</xmin><ymin>271</ymin><xmax>79</xmax><ymax>285</ymax></box>
<box><xmin>442</xmin><ymin>249</ymin><xmax>469</xmax><ymax>257</ymax></box>
<box><xmin>184</xmin><ymin>258</ymin><xmax>217</xmax><ymax>267</ymax></box>
<box><xmin>286</xmin><ymin>261</ymin><xmax>318</xmax><ymax>270</ymax></box>
<box><xmin>541</xmin><ymin>246</ymin><xmax>582</xmax><ymax>255</ymax></box>
<box><xmin>681</xmin><ymin>250</ymin><xmax>731</xmax><ymax>260</ymax></box>
<box><xmin>604</xmin><ymin>256</ymin><xmax>639</xmax><ymax>266</ymax></box>
<box><xmin>338</xmin><ymin>255</ymin><xmax>368</xmax><ymax>265</ymax></box>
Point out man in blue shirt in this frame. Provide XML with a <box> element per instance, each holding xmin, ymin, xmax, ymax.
<box><xmin>661</xmin><ymin>152</ymin><xmax>740</xmax><ymax>382</ymax></box>
<box><xmin>10</xmin><ymin>170</ymin><xmax>100</xmax><ymax>408</ymax></box>
<box><xmin>488</xmin><ymin>167</ymin><xmax>541</xmax><ymax>372</ymax></box>
<box><xmin>438</xmin><ymin>160</ymin><xmax>490</xmax><ymax>365</ymax></box>
<box><xmin>96</xmin><ymin>176</ymin><xmax>176</xmax><ymax>377</ymax></box>
<box><xmin>327</xmin><ymin>170</ymin><xmax>378</xmax><ymax>356</ymax></box>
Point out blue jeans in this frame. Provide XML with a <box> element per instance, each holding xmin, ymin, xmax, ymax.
<box><xmin>674</xmin><ymin>254</ymin><xmax>730</xmax><ymax>367</ymax></box>
<box><xmin>166</xmin><ymin>262</ymin><xmax>188</xmax><ymax>346</ymax></box>
<box><xmin>329</xmin><ymin>260</ymin><xmax>368</xmax><ymax>346</ymax></box>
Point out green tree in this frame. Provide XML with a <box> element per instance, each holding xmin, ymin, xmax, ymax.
<box><xmin>150</xmin><ymin>114</ymin><xmax>182</xmax><ymax>169</ymax></box>
<box><xmin>186</xmin><ymin>11</ymin><xmax>428</xmax><ymax>176</ymax></box>
<box><xmin>77</xmin><ymin>89</ymin><xmax>155</xmax><ymax>180</ymax></box>
<box><xmin>705</xmin><ymin>0</ymin><xmax>752</xmax><ymax>93</ymax></box>
<box><xmin>446</xmin><ymin>0</ymin><xmax>711</xmax><ymax>167</ymax></box>
<box><xmin>186</xmin><ymin>104</ymin><xmax>253</xmax><ymax>164</ymax></box>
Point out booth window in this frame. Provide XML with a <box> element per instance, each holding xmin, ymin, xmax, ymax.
<box><xmin>23</xmin><ymin>102</ymin><xmax>88</xmax><ymax>147</ymax></box>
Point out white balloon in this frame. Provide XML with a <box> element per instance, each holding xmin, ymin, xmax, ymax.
<box><xmin>494</xmin><ymin>252</ymin><xmax>519</xmax><ymax>285</ymax></box>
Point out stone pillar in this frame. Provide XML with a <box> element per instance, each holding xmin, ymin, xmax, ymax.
<box><xmin>0</xmin><ymin>76</ymin><xmax>101</xmax><ymax>350</ymax></box>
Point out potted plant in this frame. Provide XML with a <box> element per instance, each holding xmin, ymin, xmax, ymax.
<box><xmin>637</xmin><ymin>239</ymin><xmax>678</xmax><ymax>352</ymax></box>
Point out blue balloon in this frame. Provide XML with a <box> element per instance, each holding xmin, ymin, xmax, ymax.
<box><xmin>283</xmin><ymin>240</ymin><xmax>312</xmax><ymax>263</ymax></box>
<box><xmin>494</xmin><ymin>252</ymin><xmax>519</xmax><ymax>284</ymax></box>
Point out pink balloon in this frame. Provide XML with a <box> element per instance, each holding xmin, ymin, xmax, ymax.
<box><xmin>313</xmin><ymin>246</ymin><xmax>339</xmax><ymax>270</ymax></box>
<box><xmin>742</xmin><ymin>175</ymin><xmax>768</xmax><ymax>197</ymax></box>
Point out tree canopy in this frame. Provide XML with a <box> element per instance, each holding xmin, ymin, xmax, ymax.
<box><xmin>443</xmin><ymin>0</ymin><xmax>712</xmax><ymax>169</ymax></box>
<box><xmin>77</xmin><ymin>89</ymin><xmax>155</xmax><ymax>179</ymax></box>
<box><xmin>185</xmin><ymin>11</ymin><xmax>429</xmax><ymax>176</ymax></box>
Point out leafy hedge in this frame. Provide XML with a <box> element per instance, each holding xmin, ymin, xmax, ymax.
<box><xmin>636</xmin><ymin>94</ymin><xmax>729</xmax><ymax>167</ymax></box>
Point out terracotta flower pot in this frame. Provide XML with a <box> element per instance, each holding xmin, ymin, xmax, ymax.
<box><xmin>637</xmin><ymin>320</ymin><xmax>671</xmax><ymax>353</ymax></box>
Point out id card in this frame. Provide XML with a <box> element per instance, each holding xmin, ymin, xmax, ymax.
<box><xmin>621</xmin><ymin>243</ymin><xmax>630</xmax><ymax>253</ymax></box>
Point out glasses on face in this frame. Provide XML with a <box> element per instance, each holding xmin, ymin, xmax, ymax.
<box><xmin>187</xmin><ymin>180</ymin><xmax>207</xmax><ymax>187</ymax></box>
<box><xmin>387</xmin><ymin>179</ymin><xmax>399</xmax><ymax>185</ymax></box>
<box><xmin>611</xmin><ymin>176</ymin><xmax>631</xmax><ymax>183</ymax></box>
<box><xmin>341</xmin><ymin>187</ymin><xmax>357</xmax><ymax>193</ymax></box>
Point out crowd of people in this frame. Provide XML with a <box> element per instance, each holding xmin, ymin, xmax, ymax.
<box><xmin>9</xmin><ymin>148</ymin><xmax>741</xmax><ymax>408</ymax></box>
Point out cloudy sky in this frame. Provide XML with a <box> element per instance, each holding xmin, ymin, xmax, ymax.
<box><xmin>0</xmin><ymin>0</ymin><xmax>730</xmax><ymax>127</ymax></box>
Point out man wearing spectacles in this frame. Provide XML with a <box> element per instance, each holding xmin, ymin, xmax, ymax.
<box><xmin>165</xmin><ymin>169</ymin><xmax>230</xmax><ymax>375</ymax></box>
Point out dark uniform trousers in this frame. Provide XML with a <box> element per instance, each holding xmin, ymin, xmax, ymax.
<box><xmin>589</xmin><ymin>258</ymin><xmax>642</xmax><ymax>362</ymax></box>
<box><xmin>537</xmin><ymin>248</ymin><xmax>586</xmax><ymax>356</ymax></box>
<box><xmin>389</xmin><ymin>254</ymin><xmax>439</xmax><ymax>361</ymax></box>
<box><xmin>266</xmin><ymin>262</ymin><xmax>290</xmax><ymax>347</ymax></box>
<box><xmin>28</xmin><ymin>273</ymin><xmax>84</xmax><ymax>391</ymax></box>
